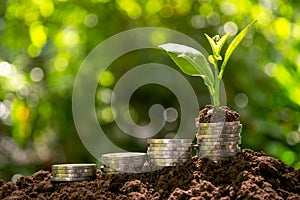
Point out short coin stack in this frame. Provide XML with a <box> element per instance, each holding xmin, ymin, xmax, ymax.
<box><xmin>196</xmin><ymin>121</ymin><xmax>242</xmax><ymax>161</ymax></box>
<box><xmin>147</xmin><ymin>139</ymin><xmax>192</xmax><ymax>168</ymax></box>
<box><xmin>51</xmin><ymin>164</ymin><xmax>96</xmax><ymax>182</ymax></box>
<box><xmin>101</xmin><ymin>152</ymin><xmax>146</xmax><ymax>174</ymax></box>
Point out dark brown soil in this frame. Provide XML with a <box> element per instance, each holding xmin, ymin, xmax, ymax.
<box><xmin>0</xmin><ymin>149</ymin><xmax>299</xmax><ymax>199</ymax></box>
<box><xmin>196</xmin><ymin>105</ymin><xmax>240</xmax><ymax>123</ymax></box>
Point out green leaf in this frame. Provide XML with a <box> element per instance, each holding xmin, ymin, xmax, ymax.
<box><xmin>219</xmin><ymin>20</ymin><xmax>257</xmax><ymax>78</ymax></box>
<box><xmin>204</xmin><ymin>34</ymin><xmax>218</xmax><ymax>55</ymax></box>
<box><xmin>216</xmin><ymin>32</ymin><xmax>231</xmax><ymax>55</ymax></box>
<box><xmin>159</xmin><ymin>43</ymin><xmax>214</xmax><ymax>89</ymax></box>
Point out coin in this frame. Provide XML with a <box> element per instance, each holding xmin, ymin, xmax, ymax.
<box><xmin>147</xmin><ymin>146</ymin><xmax>191</xmax><ymax>151</ymax></box>
<box><xmin>148</xmin><ymin>155</ymin><xmax>190</xmax><ymax>159</ymax></box>
<box><xmin>52</xmin><ymin>168</ymin><xmax>96</xmax><ymax>174</ymax></box>
<box><xmin>102</xmin><ymin>152</ymin><xmax>146</xmax><ymax>160</ymax></box>
<box><xmin>150</xmin><ymin>158</ymin><xmax>189</xmax><ymax>162</ymax></box>
<box><xmin>102</xmin><ymin>152</ymin><xmax>146</xmax><ymax>166</ymax></box>
<box><xmin>52</xmin><ymin>164</ymin><xmax>96</xmax><ymax>170</ymax></box>
<box><xmin>197</xmin><ymin>128</ymin><xmax>241</xmax><ymax>133</ymax></box>
<box><xmin>199</xmin><ymin>144</ymin><xmax>239</xmax><ymax>151</ymax></box>
<box><xmin>150</xmin><ymin>159</ymin><xmax>189</xmax><ymax>166</ymax></box>
<box><xmin>102</xmin><ymin>159</ymin><xmax>145</xmax><ymax>165</ymax></box>
<box><xmin>147</xmin><ymin>149</ymin><xmax>189</xmax><ymax>154</ymax></box>
<box><xmin>50</xmin><ymin>176</ymin><xmax>95</xmax><ymax>182</ymax></box>
<box><xmin>199</xmin><ymin>141</ymin><xmax>241</xmax><ymax>145</ymax></box>
<box><xmin>200</xmin><ymin>149</ymin><xmax>239</xmax><ymax>154</ymax></box>
<box><xmin>197</xmin><ymin>137</ymin><xmax>240</xmax><ymax>143</ymax></box>
<box><xmin>51</xmin><ymin>164</ymin><xmax>96</xmax><ymax>182</ymax></box>
<box><xmin>105</xmin><ymin>163</ymin><xmax>144</xmax><ymax>169</ymax></box>
<box><xmin>147</xmin><ymin>139</ymin><xmax>192</xmax><ymax>144</ymax></box>
<box><xmin>149</xmin><ymin>143</ymin><xmax>192</xmax><ymax>148</ymax></box>
<box><xmin>196</xmin><ymin>121</ymin><xmax>240</xmax><ymax>127</ymax></box>
<box><xmin>196</xmin><ymin>134</ymin><xmax>240</xmax><ymax>139</ymax></box>
<box><xmin>52</xmin><ymin>173</ymin><xmax>95</xmax><ymax>178</ymax></box>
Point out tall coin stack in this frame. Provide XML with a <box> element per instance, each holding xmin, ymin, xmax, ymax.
<box><xmin>51</xmin><ymin>164</ymin><xmax>96</xmax><ymax>182</ymax></box>
<box><xmin>196</xmin><ymin>121</ymin><xmax>242</xmax><ymax>161</ymax></box>
<box><xmin>101</xmin><ymin>152</ymin><xmax>146</xmax><ymax>174</ymax></box>
<box><xmin>147</xmin><ymin>139</ymin><xmax>192</xmax><ymax>168</ymax></box>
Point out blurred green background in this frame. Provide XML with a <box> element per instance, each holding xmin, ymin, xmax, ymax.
<box><xmin>0</xmin><ymin>0</ymin><xmax>300</xmax><ymax>181</ymax></box>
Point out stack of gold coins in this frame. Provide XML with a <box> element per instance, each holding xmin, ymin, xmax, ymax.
<box><xmin>101</xmin><ymin>152</ymin><xmax>146</xmax><ymax>174</ymax></box>
<box><xmin>195</xmin><ymin>121</ymin><xmax>242</xmax><ymax>161</ymax></box>
<box><xmin>147</xmin><ymin>139</ymin><xmax>192</xmax><ymax>168</ymax></box>
<box><xmin>51</xmin><ymin>164</ymin><xmax>96</xmax><ymax>182</ymax></box>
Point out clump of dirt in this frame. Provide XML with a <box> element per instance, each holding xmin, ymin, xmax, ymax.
<box><xmin>1</xmin><ymin>149</ymin><xmax>299</xmax><ymax>199</ymax></box>
<box><xmin>196</xmin><ymin>105</ymin><xmax>240</xmax><ymax>123</ymax></box>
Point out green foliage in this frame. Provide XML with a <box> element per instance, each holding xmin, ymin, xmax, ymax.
<box><xmin>158</xmin><ymin>43</ymin><xmax>214</xmax><ymax>93</ymax></box>
<box><xmin>160</xmin><ymin>21</ymin><xmax>256</xmax><ymax>108</ymax></box>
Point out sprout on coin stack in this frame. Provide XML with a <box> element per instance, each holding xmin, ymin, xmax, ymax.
<box><xmin>147</xmin><ymin>139</ymin><xmax>192</xmax><ymax>168</ymax></box>
<box><xmin>159</xmin><ymin>21</ymin><xmax>256</xmax><ymax>161</ymax></box>
<box><xmin>101</xmin><ymin>152</ymin><xmax>147</xmax><ymax>174</ymax></box>
<box><xmin>51</xmin><ymin>164</ymin><xmax>96</xmax><ymax>182</ymax></box>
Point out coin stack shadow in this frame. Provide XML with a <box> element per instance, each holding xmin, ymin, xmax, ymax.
<box><xmin>196</xmin><ymin>121</ymin><xmax>242</xmax><ymax>161</ymax></box>
<box><xmin>147</xmin><ymin>139</ymin><xmax>192</xmax><ymax>169</ymax></box>
<box><xmin>101</xmin><ymin>152</ymin><xmax>147</xmax><ymax>175</ymax></box>
<box><xmin>51</xmin><ymin>164</ymin><xmax>96</xmax><ymax>182</ymax></box>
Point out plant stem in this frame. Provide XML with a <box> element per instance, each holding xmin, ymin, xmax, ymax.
<box><xmin>212</xmin><ymin>60</ymin><xmax>220</xmax><ymax>109</ymax></box>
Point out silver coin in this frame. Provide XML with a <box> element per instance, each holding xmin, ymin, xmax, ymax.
<box><xmin>148</xmin><ymin>152</ymin><xmax>190</xmax><ymax>157</ymax></box>
<box><xmin>52</xmin><ymin>172</ymin><xmax>96</xmax><ymax>178</ymax></box>
<box><xmin>102</xmin><ymin>152</ymin><xmax>146</xmax><ymax>159</ymax></box>
<box><xmin>147</xmin><ymin>154</ymin><xmax>189</xmax><ymax>158</ymax></box>
<box><xmin>105</xmin><ymin>163</ymin><xmax>144</xmax><ymax>169</ymax></box>
<box><xmin>199</xmin><ymin>153</ymin><xmax>236</xmax><ymax>158</ymax></box>
<box><xmin>147</xmin><ymin>147</ymin><xmax>191</xmax><ymax>151</ymax></box>
<box><xmin>197</xmin><ymin>123</ymin><xmax>242</xmax><ymax>128</ymax></box>
<box><xmin>200</xmin><ymin>149</ymin><xmax>239</xmax><ymax>154</ymax></box>
<box><xmin>199</xmin><ymin>144</ymin><xmax>239</xmax><ymax>150</ymax></box>
<box><xmin>50</xmin><ymin>176</ymin><xmax>95</xmax><ymax>182</ymax></box>
<box><xmin>148</xmin><ymin>155</ymin><xmax>190</xmax><ymax>159</ymax></box>
<box><xmin>197</xmin><ymin>128</ymin><xmax>242</xmax><ymax>134</ymax></box>
<box><xmin>199</xmin><ymin>141</ymin><xmax>241</xmax><ymax>146</ymax></box>
<box><xmin>196</xmin><ymin>121</ymin><xmax>240</xmax><ymax>127</ymax></box>
<box><xmin>102</xmin><ymin>157</ymin><xmax>145</xmax><ymax>162</ymax></box>
<box><xmin>196</xmin><ymin>134</ymin><xmax>240</xmax><ymax>139</ymax></box>
<box><xmin>150</xmin><ymin>158</ymin><xmax>189</xmax><ymax>163</ymax></box>
<box><xmin>198</xmin><ymin>138</ymin><xmax>240</xmax><ymax>143</ymax></box>
<box><xmin>150</xmin><ymin>160</ymin><xmax>189</xmax><ymax>166</ymax></box>
<box><xmin>52</xmin><ymin>164</ymin><xmax>96</xmax><ymax>170</ymax></box>
<box><xmin>52</xmin><ymin>168</ymin><xmax>96</xmax><ymax>174</ymax></box>
<box><xmin>102</xmin><ymin>159</ymin><xmax>145</xmax><ymax>166</ymax></box>
<box><xmin>149</xmin><ymin>143</ymin><xmax>192</xmax><ymax>148</ymax></box>
<box><xmin>197</xmin><ymin>131</ymin><xmax>240</xmax><ymax>136</ymax></box>
<box><xmin>197</xmin><ymin>124</ymin><xmax>242</xmax><ymax>129</ymax></box>
<box><xmin>147</xmin><ymin>149</ymin><xmax>190</xmax><ymax>154</ymax></box>
<box><xmin>147</xmin><ymin>139</ymin><xmax>192</xmax><ymax>144</ymax></box>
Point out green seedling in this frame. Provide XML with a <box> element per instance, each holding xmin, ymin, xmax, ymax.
<box><xmin>159</xmin><ymin>21</ymin><xmax>256</xmax><ymax>109</ymax></box>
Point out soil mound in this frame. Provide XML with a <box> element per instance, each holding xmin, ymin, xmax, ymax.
<box><xmin>1</xmin><ymin>149</ymin><xmax>299</xmax><ymax>199</ymax></box>
<box><xmin>196</xmin><ymin>105</ymin><xmax>240</xmax><ymax>123</ymax></box>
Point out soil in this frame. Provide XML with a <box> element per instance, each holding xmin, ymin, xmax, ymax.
<box><xmin>0</xmin><ymin>149</ymin><xmax>299</xmax><ymax>199</ymax></box>
<box><xmin>196</xmin><ymin>105</ymin><xmax>240</xmax><ymax>123</ymax></box>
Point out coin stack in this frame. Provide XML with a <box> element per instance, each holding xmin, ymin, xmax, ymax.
<box><xmin>147</xmin><ymin>139</ymin><xmax>192</xmax><ymax>168</ymax></box>
<box><xmin>195</xmin><ymin>121</ymin><xmax>242</xmax><ymax>161</ymax></box>
<box><xmin>51</xmin><ymin>164</ymin><xmax>96</xmax><ymax>182</ymax></box>
<box><xmin>101</xmin><ymin>152</ymin><xmax>146</xmax><ymax>174</ymax></box>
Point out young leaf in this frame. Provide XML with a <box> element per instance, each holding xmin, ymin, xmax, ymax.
<box><xmin>204</xmin><ymin>34</ymin><xmax>218</xmax><ymax>56</ymax></box>
<box><xmin>159</xmin><ymin>43</ymin><xmax>214</xmax><ymax>89</ymax></box>
<box><xmin>215</xmin><ymin>32</ymin><xmax>231</xmax><ymax>56</ymax></box>
<box><xmin>219</xmin><ymin>20</ymin><xmax>257</xmax><ymax>78</ymax></box>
